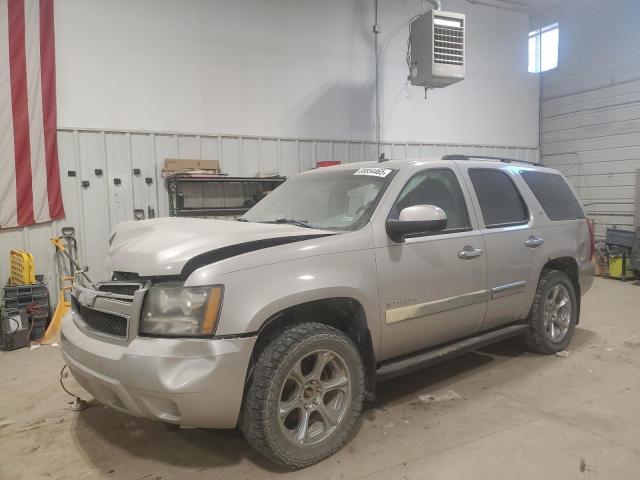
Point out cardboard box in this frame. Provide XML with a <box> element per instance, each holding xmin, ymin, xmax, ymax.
<box><xmin>163</xmin><ymin>159</ymin><xmax>221</xmax><ymax>174</ymax></box>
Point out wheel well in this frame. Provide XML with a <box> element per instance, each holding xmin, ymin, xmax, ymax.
<box><xmin>542</xmin><ymin>256</ymin><xmax>581</xmax><ymax>322</ymax></box>
<box><xmin>247</xmin><ymin>298</ymin><xmax>376</xmax><ymax>401</ymax></box>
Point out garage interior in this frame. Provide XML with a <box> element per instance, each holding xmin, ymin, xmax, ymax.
<box><xmin>1</xmin><ymin>0</ymin><xmax>640</xmax><ymax>478</ymax></box>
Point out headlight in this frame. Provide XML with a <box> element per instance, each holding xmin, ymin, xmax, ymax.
<box><xmin>140</xmin><ymin>283</ymin><xmax>223</xmax><ymax>337</ymax></box>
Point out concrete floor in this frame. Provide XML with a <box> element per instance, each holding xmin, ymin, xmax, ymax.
<box><xmin>2</xmin><ymin>277</ymin><xmax>640</xmax><ymax>480</ymax></box>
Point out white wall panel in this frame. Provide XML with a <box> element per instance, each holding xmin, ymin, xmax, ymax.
<box><xmin>406</xmin><ymin>145</ymin><xmax>421</xmax><ymax>158</ymax></box>
<box><xmin>221</xmin><ymin>137</ymin><xmax>242</xmax><ymax>176</ymax></box>
<box><xmin>77</xmin><ymin>132</ymin><xmax>111</xmax><ymax>282</ymax></box>
<box><xmin>261</xmin><ymin>139</ymin><xmax>280</xmax><ymax>176</ymax></box>
<box><xmin>348</xmin><ymin>143</ymin><xmax>365</xmax><ymax>164</ymax></box>
<box><xmin>105</xmin><ymin>132</ymin><xmax>134</xmax><ymax>229</ymax></box>
<box><xmin>280</xmin><ymin>140</ymin><xmax>300</xmax><ymax>178</ymax></box>
<box><xmin>299</xmin><ymin>141</ymin><xmax>316</xmax><ymax>171</ymax></box>
<box><xmin>152</xmin><ymin>135</ymin><xmax>178</xmax><ymax>217</ymax></box>
<box><xmin>315</xmin><ymin>142</ymin><xmax>332</xmax><ymax>163</ymax></box>
<box><xmin>241</xmin><ymin>138</ymin><xmax>260</xmax><ymax>178</ymax></box>
<box><xmin>177</xmin><ymin>135</ymin><xmax>201</xmax><ymax>159</ymax></box>
<box><xmin>130</xmin><ymin>133</ymin><xmax>159</xmax><ymax>216</ymax></box>
<box><xmin>54</xmin><ymin>0</ymin><xmax>538</xmax><ymax>147</ymax></box>
<box><xmin>535</xmin><ymin>0</ymin><xmax>640</xmax><ymax>238</ymax></box>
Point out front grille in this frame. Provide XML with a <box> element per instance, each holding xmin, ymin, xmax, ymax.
<box><xmin>98</xmin><ymin>284</ymin><xmax>141</xmax><ymax>298</ymax></box>
<box><xmin>79</xmin><ymin>305</ymin><xmax>128</xmax><ymax>337</ymax></box>
<box><xmin>434</xmin><ymin>23</ymin><xmax>464</xmax><ymax>66</ymax></box>
<box><xmin>112</xmin><ymin>271</ymin><xmax>141</xmax><ymax>282</ymax></box>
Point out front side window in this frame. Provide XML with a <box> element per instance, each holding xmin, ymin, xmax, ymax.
<box><xmin>242</xmin><ymin>168</ymin><xmax>395</xmax><ymax>231</ymax></box>
<box><xmin>469</xmin><ymin>169</ymin><xmax>528</xmax><ymax>228</ymax></box>
<box><xmin>389</xmin><ymin>169</ymin><xmax>470</xmax><ymax>232</ymax></box>
<box><xmin>529</xmin><ymin>22</ymin><xmax>559</xmax><ymax>73</ymax></box>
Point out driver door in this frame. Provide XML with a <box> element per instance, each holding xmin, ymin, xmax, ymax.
<box><xmin>375</xmin><ymin>167</ymin><xmax>488</xmax><ymax>360</ymax></box>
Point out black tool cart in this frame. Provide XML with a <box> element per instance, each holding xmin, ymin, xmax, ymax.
<box><xmin>1</xmin><ymin>282</ymin><xmax>50</xmax><ymax>349</ymax></box>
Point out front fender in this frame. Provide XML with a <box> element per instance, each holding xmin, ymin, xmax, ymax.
<box><xmin>202</xmin><ymin>249</ymin><xmax>382</xmax><ymax>355</ymax></box>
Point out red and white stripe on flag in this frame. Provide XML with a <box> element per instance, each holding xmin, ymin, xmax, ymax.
<box><xmin>0</xmin><ymin>0</ymin><xmax>64</xmax><ymax>228</ymax></box>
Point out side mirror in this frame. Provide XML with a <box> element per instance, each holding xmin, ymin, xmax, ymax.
<box><xmin>386</xmin><ymin>205</ymin><xmax>447</xmax><ymax>242</ymax></box>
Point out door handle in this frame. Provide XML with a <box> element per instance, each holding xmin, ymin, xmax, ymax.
<box><xmin>525</xmin><ymin>235</ymin><xmax>545</xmax><ymax>248</ymax></box>
<box><xmin>458</xmin><ymin>246</ymin><xmax>483</xmax><ymax>259</ymax></box>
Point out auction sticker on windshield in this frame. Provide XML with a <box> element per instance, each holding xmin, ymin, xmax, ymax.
<box><xmin>353</xmin><ymin>168</ymin><xmax>392</xmax><ymax>177</ymax></box>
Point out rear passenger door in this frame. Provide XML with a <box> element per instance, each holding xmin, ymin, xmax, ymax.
<box><xmin>461</xmin><ymin>167</ymin><xmax>545</xmax><ymax>330</ymax></box>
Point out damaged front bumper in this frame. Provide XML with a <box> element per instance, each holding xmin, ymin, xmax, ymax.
<box><xmin>60</xmin><ymin>312</ymin><xmax>256</xmax><ymax>428</ymax></box>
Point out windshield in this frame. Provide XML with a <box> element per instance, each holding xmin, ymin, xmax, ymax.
<box><xmin>241</xmin><ymin>168</ymin><xmax>395</xmax><ymax>231</ymax></box>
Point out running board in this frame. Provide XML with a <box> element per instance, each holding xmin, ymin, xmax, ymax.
<box><xmin>376</xmin><ymin>324</ymin><xmax>529</xmax><ymax>382</ymax></box>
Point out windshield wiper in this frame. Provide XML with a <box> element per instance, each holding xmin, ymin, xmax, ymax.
<box><xmin>236</xmin><ymin>217</ymin><xmax>249</xmax><ymax>222</ymax></box>
<box><xmin>264</xmin><ymin>218</ymin><xmax>314</xmax><ymax>229</ymax></box>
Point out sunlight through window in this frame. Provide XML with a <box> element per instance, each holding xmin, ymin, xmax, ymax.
<box><xmin>529</xmin><ymin>23</ymin><xmax>559</xmax><ymax>73</ymax></box>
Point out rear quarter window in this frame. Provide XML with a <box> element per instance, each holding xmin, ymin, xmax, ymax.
<box><xmin>520</xmin><ymin>171</ymin><xmax>585</xmax><ymax>221</ymax></box>
<box><xmin>468</xmin><ymin>169</ymin><xmax>529</xmax><ymax>228</ymax></box>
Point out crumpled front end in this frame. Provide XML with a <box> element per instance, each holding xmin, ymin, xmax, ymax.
<box><xmin>60</xmin><ymin>281</ymin><xmax>255</xmax><ymax>428</ymax></box>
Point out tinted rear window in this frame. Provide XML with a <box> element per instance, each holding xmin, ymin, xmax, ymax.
<box><xmin>520</xmin><ymin>171</ymin><xmax>585</xmax><ymax>221</ymax></box>
<box><xmin>468</xmin><ymin>169</ymin><xmax>528</xmax><ymax>227</ymax></box>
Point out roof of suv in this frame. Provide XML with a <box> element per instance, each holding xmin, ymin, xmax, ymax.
<box><xmin>311</xmin><ymin>156</ymin><xmax>552</xmax><ymax>173</ymax></box>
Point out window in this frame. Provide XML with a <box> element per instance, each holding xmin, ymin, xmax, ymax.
<box><xmin>390</xmin><ymin>169</ymin><xmax>470</xmax><ymax>232</ymax></box>
<box><xmin>520</xmin><ymin>171</ymin><xmax>585</xmax><ymax>221</ymax></box>
<box><xmin>242</xmin><ymin>168</ymin><xmax>394</xmax><ymax>231</ymax></box>
<box><xmin>529</xmin><ymin>23</ymin><xmax>559</xmax><ymax>73</ymax></box>
<box><xmin>469</xmin><ymin>169</ymin><xmax>528</xmax><ymax>228</ymax></box>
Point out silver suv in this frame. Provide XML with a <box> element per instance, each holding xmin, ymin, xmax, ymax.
<box><xmin>61</xmin><ymin>155</ymin><xmax>594</xmax><ymax>468</ymax></box>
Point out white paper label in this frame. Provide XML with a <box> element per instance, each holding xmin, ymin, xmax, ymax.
<box><xmin>353</xmin><ymin>168</ymin><xmax>392</xmax><ymax>178</ymax></box>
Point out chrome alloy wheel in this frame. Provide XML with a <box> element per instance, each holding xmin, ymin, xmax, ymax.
<box><xmin>543</xmin><ymin>284</ymin><xmax>571</xmax><ymax>342</ymax></box>
<box><xmin>278</xmin><ymin>349</ymin><xmax>351</xmax><ymax>446</ymax></box>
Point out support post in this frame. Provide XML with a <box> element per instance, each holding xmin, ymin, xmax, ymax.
<box><xmin>634</xmin><ymin>168</ymin><xmax>640</xmax><ymax>230</ymax></box>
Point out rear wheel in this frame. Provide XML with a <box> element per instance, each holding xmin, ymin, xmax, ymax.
<box><xmin>239</xmin><ymin>322</ymin><xmax>365</xmax><ymax>469</ymax></box>
<box><xmin>523</xmin><ymin>270</ymin><xmax>577</xmax><ymax>354</ymax></box>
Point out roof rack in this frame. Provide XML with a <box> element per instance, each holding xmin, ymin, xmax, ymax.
<box><xmin>441</xmin><ymin>154</ymin><xmax>542</xmax><ymax>167</ymax></box>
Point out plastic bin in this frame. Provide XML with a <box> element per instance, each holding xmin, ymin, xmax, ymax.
<box><xmin>9</xmin><ymin>250</ymin><xmax>36</xmax><ymax>285</ymax></box>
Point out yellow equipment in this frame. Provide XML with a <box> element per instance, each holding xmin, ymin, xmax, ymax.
<box><xmin>41</xmin><ymin>275</ymin><xmax>73</xmax><ymax>345</ymax></box>
<box><xmin>608</xmin><ymin>253</ymin><xmax>635</xmax><ymax>281</ymax></box>
<box><xmin>9</xmin><ymin>250</ymin><xmax>36</xmax><ymax>285</ymax></box>
<box><xmin>42</xmin><ymin>230</ymin><xmax>92</xmax><ymax>344</ymax></box>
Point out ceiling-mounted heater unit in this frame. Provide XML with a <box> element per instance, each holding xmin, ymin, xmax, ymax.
<box><xmin>408</xmin><ymin>10</ymin><xmax>465</xmax><ymax>88</ymax></box>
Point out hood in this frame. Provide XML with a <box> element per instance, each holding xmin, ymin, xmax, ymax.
<box><xmin>106</xmin><ymin>217</ymin><xmax>334</xmax><ymax>277</ymax></box>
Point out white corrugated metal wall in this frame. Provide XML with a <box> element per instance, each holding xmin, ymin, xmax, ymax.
<box><xmin>0</xmin><ymin>127</ymin><xmax>538</xmax><ymax>301</ymax></box>
<box><xmin>535</xmin><ymin>0</ymin><xmax>640</xmax><ymax>239</ymax></box>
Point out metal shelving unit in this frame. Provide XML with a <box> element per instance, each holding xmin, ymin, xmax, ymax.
<box><xmin>166</xmin><ymin>174</ymin><xmax>286</xmax><ymax>218</ymax></box>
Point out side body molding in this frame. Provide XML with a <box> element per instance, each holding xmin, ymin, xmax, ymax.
<box><xmin>385</xmin><ymin>281</ymin><xmax>527</xmax><ymax>325</ymax></box>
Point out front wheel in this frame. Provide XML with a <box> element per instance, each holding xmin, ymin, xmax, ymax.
<box><xmin>239</xmin><ymin>322</ymin><xmax>365</xmax><ymax>469</ymax></box>
<box><xmin>523</xmin><ymin>269</ymin><xmax>578</xmax><ymax>354</ymax></box>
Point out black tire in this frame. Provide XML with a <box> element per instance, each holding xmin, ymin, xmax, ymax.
<box><xmin>523</xmin><ymin>269</ymin><xmax>578</xmax><ymax>354</ymax></box>
<box><xmin>239</xmin><ymin>322</ymin><xmax>365</xmax><ymax>469</ymax></box>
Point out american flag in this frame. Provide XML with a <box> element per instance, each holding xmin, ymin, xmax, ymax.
<box><xmin>0</xmin><ymin>0</ymin><xmax>64</xmax><ymax>228</ymax></box>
